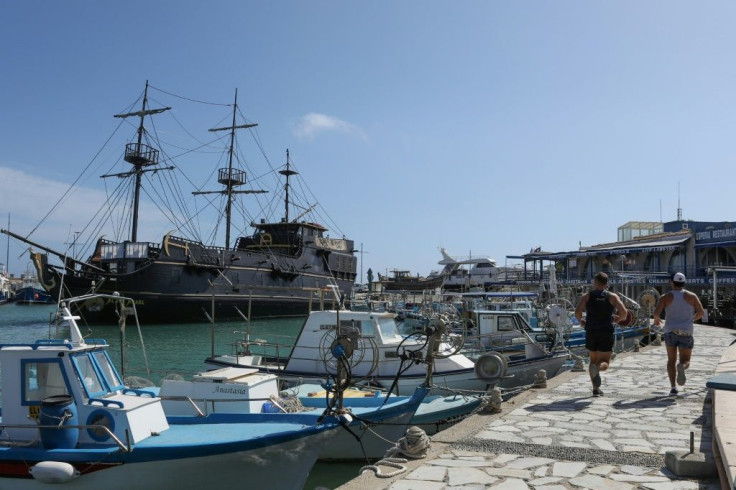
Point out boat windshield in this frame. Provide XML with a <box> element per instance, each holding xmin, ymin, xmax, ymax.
<box><xmin>73</xmin><ymin>353</ymin><xmax>108</xmax><ymax>397</ymax></box>
<box><xmin>377</xmin><ymin>317</ymin><xmax>403</xmax><ymax>344</ymax></box>
<box><xmin>93</xmin><ymin>351</ymin><xmax>124</xmax><ymax>390</ymax></box>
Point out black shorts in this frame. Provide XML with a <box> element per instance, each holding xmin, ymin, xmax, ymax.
<box><xmin>585</xmin><ymin>328</ymin><xmax>614</xmax><ymax>352</ymax></box>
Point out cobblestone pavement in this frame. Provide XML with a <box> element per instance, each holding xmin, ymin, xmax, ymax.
<box><xmin>341</xmin><ymin>324</ymin><xmax>736</xmax><ymax>489</ymax></box>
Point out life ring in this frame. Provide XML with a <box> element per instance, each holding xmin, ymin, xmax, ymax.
<box><xmin>86</xmin><ymin>410</ymin><xmax>114</xmax><ymax>442</ymax></box>
<box><xmin>260</xmin><ymin>233</ymin><xmax>272</xmax><ymax>246</ymax></box>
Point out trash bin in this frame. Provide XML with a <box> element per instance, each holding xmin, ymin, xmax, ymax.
<box><xmin>39</xmin><ymin>395</ymin><xmax>78</xmax><ymax>449</ymax></box>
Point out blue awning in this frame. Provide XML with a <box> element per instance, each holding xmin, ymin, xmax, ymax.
<box><xmin>694</xmin><ymin>240</ymin><xmax>736</xmax><ymax>248</ymax></box>
<box><xmin>526</xmin><ymin>235</ymin><xmax>690</xmax><ymax>260</ymax></box>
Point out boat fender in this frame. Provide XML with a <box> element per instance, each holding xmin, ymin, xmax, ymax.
<box><xmin>339</xmin><ymin>413</ymin><xmax>354</xmax><ymax>424</ymax></box>
<box><xmin>474</xmin><ymin>351</ymin><xmax>508</xmax><ymax>384</ymax></box>
<box><xmin>29</xmin><ymin>461</ymin><xmax>80</xmax><ymax>483</ymax></box>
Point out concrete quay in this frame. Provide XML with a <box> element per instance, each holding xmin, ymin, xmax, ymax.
<box><xmin>338</xmin><ymin>324</ymin><xmax>736</xmax><ymax>490</ymax></box>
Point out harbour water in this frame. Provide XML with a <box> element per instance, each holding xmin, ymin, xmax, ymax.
<box><xmin>0</xmin><ymin>302</ymin><xmax>359</xmax><ymax>489</ymax></box>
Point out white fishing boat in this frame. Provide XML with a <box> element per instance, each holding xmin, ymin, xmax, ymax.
<box><xmin>459</xmin><ymin>309</ymin><xmax>569</xmax><ymax>388</ymax></box>
<box><xmin>205</xmin><ymin>308</ymin><xmax>507</xmax><ymax>397</ymax></box>
<box><xmin>0</xmin><ymin>293</ymin><xmax>344</xmax><ymax>489</ymax></box>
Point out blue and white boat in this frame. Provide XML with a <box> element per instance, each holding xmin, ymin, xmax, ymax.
<box><xmin>282</xmin><ymin>383</ymin><xmax>485</xmax><ymax>437</ymax></box>
<box><xmin>158</xmin><ymin>366</ymin><xmax>429</xmax><ymax>461</ymax></box>
<box><xmin>13</xmin><ymin>273</ymin><xmax>52</xmax><ymax>305</ymax></box>
<box><xmin>0</xmin><ymin>293</ymin><xmax>342</xmax><ymax>489</ymax></box>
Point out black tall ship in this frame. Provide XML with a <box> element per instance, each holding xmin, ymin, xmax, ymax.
<box><xmin>3</xmin><ymin>83</ymin><xmax>357</xmax><ymax>323</ymax></box>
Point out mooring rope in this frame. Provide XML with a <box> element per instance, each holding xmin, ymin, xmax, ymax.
<box><xmin>359</xmin><ymin>426</ymin><xmax>431</xmax><ymax>478</ymax></box>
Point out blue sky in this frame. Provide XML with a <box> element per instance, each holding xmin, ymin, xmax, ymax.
<box><xmin>1</xmin><ymin>2</ymin><xmax>735</xmax><ymax>282</ymax></box>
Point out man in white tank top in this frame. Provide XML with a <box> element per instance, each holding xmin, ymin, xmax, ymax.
<box><xmin>652</xmin><ymin>272</ymin><xmax>705</xmax><ymax>396</ymax></box>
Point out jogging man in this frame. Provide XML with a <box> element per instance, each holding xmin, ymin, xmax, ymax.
<box><xmin>574</xmin><ymin>272</ymin><xmax>629</xmax><ymax>396</ymax></box>
<box><xmin>653</xmin><ymin>272</ymin><xmax>705</xmax><ymax>395</ymax></box>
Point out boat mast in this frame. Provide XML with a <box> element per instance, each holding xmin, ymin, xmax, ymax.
<box><xmin>112</xmin><ymin>81</ymin><xmax>172</xmax><ymax>242</ymax></box>
<box><xmin>195</xmin><ymin>89</ymin><xmax>264</xmax><ymax>250</ymax></box>
<box><xmin>4</xmin><ymin>213</ymin><xmax>8</xmax><ymax>276</ymax></box>
<box><xmin>280</xmin><ymin>150</ymin><xmax>298</xmax><ymax>223</ymax></box>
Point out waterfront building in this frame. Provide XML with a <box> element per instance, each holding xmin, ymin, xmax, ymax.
<box><xmin>513</xmin><ymin>220</ymin><xmax>736</xmax><ymax>327</ymax></box>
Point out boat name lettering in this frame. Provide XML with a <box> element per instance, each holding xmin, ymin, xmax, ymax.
<box><xmin>214</xmin><ymin>386</ymin><xmax>250</xmax><ymax>395</ymax></box>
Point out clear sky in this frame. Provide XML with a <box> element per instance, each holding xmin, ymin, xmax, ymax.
<box><xmin>1</xmin><ymin>1</ymin><xmax>735</xmax><ymax>282</ymax></box>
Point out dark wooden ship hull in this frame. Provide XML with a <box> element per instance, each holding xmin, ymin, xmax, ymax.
<box><xmin>34</xmin><ymin>232</ymin><xmax>356</xmax><ymax>323</ymax></box>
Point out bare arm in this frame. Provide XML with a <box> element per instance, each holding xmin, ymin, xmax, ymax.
<box><xmin>686</xmin><ymin>291</ymin><xmax>705</xmax><ymax>323</ymax></box>
<box><xmin>609</xmin><ymin>293</ymin><xmax>628</xmax><ymax>324</ymax></box>
<box><xmin>652</xmin><ymin>293</ymin><xmax>671</xmax><ymax>327</ymax></box>
<box><xmin>574</xmin><ymin>294</ymin><xmax>588</xmax><ymax>326</ymax></box>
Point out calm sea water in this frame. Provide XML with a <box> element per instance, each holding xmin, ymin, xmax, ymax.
<box><xmin>0</xmin><ymin>303</ymin><xmax>361</xmax><ymax>489</ymax></box>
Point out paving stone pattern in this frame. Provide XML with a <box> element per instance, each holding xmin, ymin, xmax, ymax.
<box><xmin>386</xmin><ymin>324</ymin><xmax>736</xmax><ymax>489</ymax></box>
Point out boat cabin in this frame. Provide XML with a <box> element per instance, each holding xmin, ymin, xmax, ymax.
<box><xmin>463</xmin><ymin>310</ymin><xmax>549</xmax><ymax>360</ymax></box>
<box><xmin>459</xmin><ymin>291</ymin><xmax>540</xmax><ymax>327</ymax></box>
<box><xmin>0</xmin><ymin>303</ymin><xmax>168</xmax><ymax>448</ymax></box>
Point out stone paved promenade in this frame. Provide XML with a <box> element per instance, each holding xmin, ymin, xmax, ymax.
<box><xmin>339</xmin><ymin>324</ymin><xmax>736</xmax><ymax>490</ymax></box>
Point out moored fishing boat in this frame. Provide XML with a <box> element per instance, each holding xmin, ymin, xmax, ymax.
<box><xmin>281</xmin><ymin>382</ymin><xmax>485</xmax><ymax>437</ymax></box>
<box><xmin>2</xmin><ymin>82</ymin><xmax>357</xmax><ymax>324</ymax></box>
<box><xmin>160</xmin><ymin>370</ymin><xmax>429</xmax><ymax>461</ymax></box>
<box><xmin>13</xmin><ymin>276</ymin><xmax>52</xmax><ymax>305</ymax></box>
<box><xmin>204</xmin><ymin>302</ymin><xmax>508</xmax><ymax>396</ymax></box>
<box><xmin>0</xmin><ymin>293</ymin><xmax>344</xmax><ymax>489</ymax></box>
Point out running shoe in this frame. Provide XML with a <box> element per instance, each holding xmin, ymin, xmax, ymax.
<box><xmin>669</xmin><ymin>387</ymin><xmax>679</xmax><ymax>396</ymax></box>
<box><xmin>676</xmin><ymin>363</ymin><xmax>686</xmax><ymax>386</ymax></box>
<box><xmin>590</xmin><ymin>363</ymin><xmax>601</xmax><ymax>388</ymax></box>
<box><xmin>593</xmin><ymin>388</ymin><xmax>604</xmax><ymax>397</ymax></box>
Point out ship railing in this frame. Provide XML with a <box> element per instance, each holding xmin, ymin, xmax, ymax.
<box><xmin>234</xmin><ymin>334</ymin><xmax>297</xmax><ymax>363</ymax></box>
<box><xmin>232</xmin><ymin>332</ymin><xmax>384</xmax><ymax>377</ymax></box>
<box><xmin>0</xmin><ymin>423</ymin><xmax>129</xmax><ymax>451</ymax></box>
<box><xmin>460</xmin><ymin>329</ymin><xmax>552</xmax><ymax>361</ymax></box>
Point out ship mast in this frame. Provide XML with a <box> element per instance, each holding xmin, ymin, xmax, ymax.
<box><xmin>110</xmin><ymin>80</ymin><xmax>172</xmax><ymax>242</ymax></box>
<box><xmin>280</xmin><ymin>150</ymin><xmax>298</xmax><ymax>223</ymax></box>
<box><xmin>194</xmin><ymin>89</ymin><xmax>265</xmax><ymax>250</ymax></box>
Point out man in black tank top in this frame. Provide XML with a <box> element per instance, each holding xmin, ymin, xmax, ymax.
<box><xmin>574</xmin><ymin>272</ymin><xmax>629</xmax><ymax>396</ymax></box>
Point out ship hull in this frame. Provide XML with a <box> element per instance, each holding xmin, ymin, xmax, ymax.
<box><xmin>36</xmin><ymin>234</ymin><xmax>356</xmax><ymax>324</ymax></box>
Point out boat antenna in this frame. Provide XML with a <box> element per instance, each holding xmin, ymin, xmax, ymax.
<box><xmin>4</xmin><ymin>213</ymin><xmax>8</xmax><ymax>276</ymax></box>
<box><xmin>195</xmin><ymin>89</ymin><xmax>265</xmax><ymax>250</ymax></box>
<box><xmin>280</xmin><ymin>150</ymin><xmax>298</xmax><ymax>223</ymax></box>
<box><xmin>111</xmin><ymin>80</ymin><xmax>172</xmax><ymax>242</ymax></box>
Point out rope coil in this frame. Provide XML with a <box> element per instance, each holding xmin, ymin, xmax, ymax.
<box><xmin>359</xmin><ymin>426</ymin><xmax>431</xmax><ymax>478</ymax></box>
